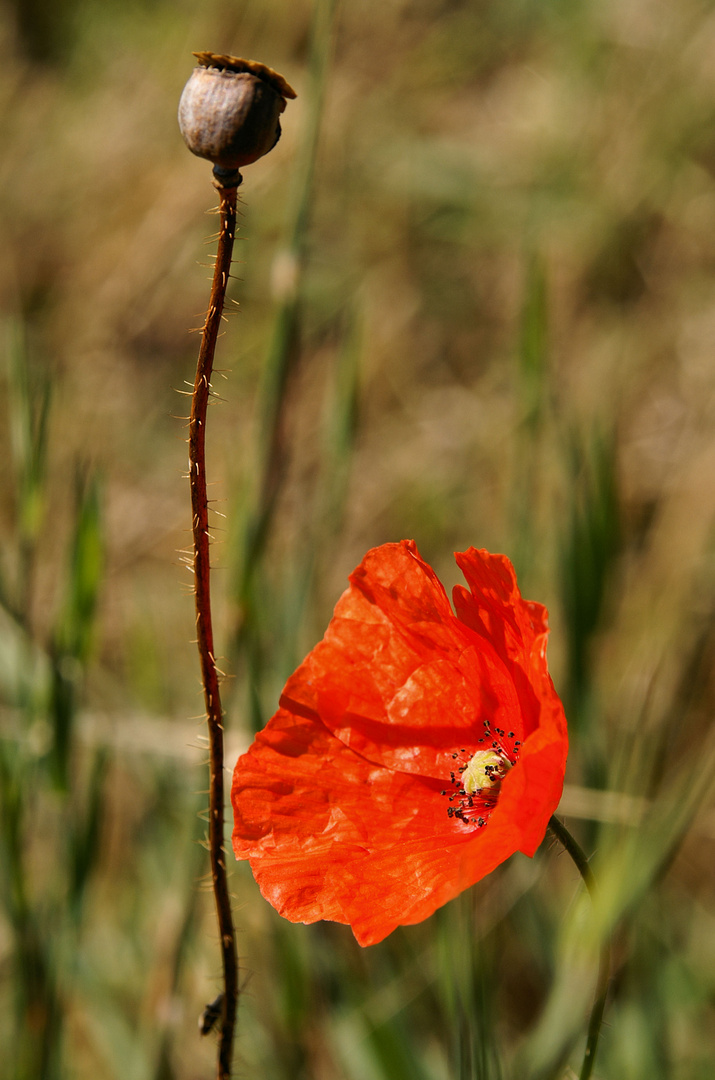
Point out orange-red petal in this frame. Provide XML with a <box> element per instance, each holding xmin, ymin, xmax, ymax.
<box><xmin>279</xmin><ymin>542</ymin><xmax>525</xmax><ymax>780</ymax></box>
<box><xmin>231</xmin><ymin>540</ymin><xmax>568</xmax><ymax>945</ymax></box>
<box><xmin>233</xmin><ymin>707</ymin><xmax>558</xmax><ymax>945</ymax></box>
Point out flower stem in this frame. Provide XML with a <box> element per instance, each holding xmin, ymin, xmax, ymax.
<box><xmin>189</xmin><ymin>166</ymin><xmax>240</xmax><ymax>1080</ymax></box>
<box><xmin>548</xmin><ymin>815</ymin><xmax>610</xmax><ymax>1080</ymax></box>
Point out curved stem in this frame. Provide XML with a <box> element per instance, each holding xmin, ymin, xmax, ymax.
<box><xmin>548</xmin><ymin>815</ymin><xmax>594</xmax><ymax>893</ymax></box>
<box><xmin>548</xmin><ymin>816</ymin><xmax>610</xmax><ymax>1080</ymax></box>
<box><xmin>189</xmin><ymin>170</ymin><xmax>240</xmax><ymax>1080</ymax></box>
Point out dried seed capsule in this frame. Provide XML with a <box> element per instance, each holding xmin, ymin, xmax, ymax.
<box><xmin>178</xmin><ymin>52</ymin><xmax>296</xmax><ymax>177</ymax></box>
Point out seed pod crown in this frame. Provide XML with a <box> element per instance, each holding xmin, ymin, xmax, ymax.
<box><xmin>178</xmin><ymin>52</ymin><xmax>297</xmax><ymax>175</ymax></box>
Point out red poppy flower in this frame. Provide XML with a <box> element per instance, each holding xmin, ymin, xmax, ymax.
<box><xmin>231</xmin><ymin>540</ymin><xmax>568</xmax><ymax>946</ymax></box>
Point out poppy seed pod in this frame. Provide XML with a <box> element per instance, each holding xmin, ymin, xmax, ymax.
<box><xmin>178</xmin><ymin>52</ymin><xmax>297</xmax><ymax>173</ymax></box>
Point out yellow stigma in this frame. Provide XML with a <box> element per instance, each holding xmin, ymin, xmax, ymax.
<box><xmin>462</xmin><ymin>750</ymin><xmax>510</xmax><ymax>795</ymax></box>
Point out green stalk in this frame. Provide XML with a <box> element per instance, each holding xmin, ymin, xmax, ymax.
<box><xmin>547</xmin><ymin>816</ymin><xmax>610</xmax><ymax>1080</ymax></box>
<box><xmin>230</xmin><ymin>0</ymin><xmax>339</xmax><ymax>714</ymax></box>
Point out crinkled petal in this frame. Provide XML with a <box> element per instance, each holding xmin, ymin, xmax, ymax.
<box><xmin>279</xmin><ymin>541</ymin><xmax>524</xmax><ymax>779</ymax></box>
<box><xmin>232</xmin><ymin>704</ymin><xmax>560</xmax><ymax>945</ymax></box>
<box><xmin>453</xmin><ymin>548</ymin><xmax>564</xmax><ymax>742</ymax></box>
<box><xmin>232</xmin><ymin>540</ymin><xmax>568</xmax><ymax>945</ymax></box>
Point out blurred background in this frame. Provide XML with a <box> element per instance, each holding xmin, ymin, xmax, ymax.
<box><xmin>1</xmin><ymin>0</ymin><xmax>715</xmax><ymax>1077</ymax></box>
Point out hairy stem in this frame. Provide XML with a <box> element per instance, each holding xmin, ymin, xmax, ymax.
<box><xmin>548</xmin><ymin>815</ymin><xmax>610</xmax><ymax>1080</ymax></box>
<box><xmin>189</xmin><ymin>169</ymin><xmax>240</xmax><ymax>1080</ymax></box>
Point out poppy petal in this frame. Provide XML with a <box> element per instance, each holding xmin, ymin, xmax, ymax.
<box><xmin>232</xmin><ymin>540</ymin><xmax>568</xmax><ymax>945</ymax></box>
<box><xmin>452</xmin><ymin>548</ymin><xmax>559</xmax><ymax>740</ymax></box>
<box><xmin>279</xmin><ymin>542</ymin><xmax>524</xmax><ymax>779</ymax></box>
<box><xmin>233</xmin><ymin>707</ymin><xmax>558</xmax><ymax>945</ymax></box>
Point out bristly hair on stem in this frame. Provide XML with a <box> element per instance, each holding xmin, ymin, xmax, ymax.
<box><xmin>178</xmin><ymin>48</ymin><xmax>296</xmax><ymax>1076</ymax></box>
<box><xmin>188</xmin><ymin>164</ymin><xmax>241</xmax><ymax>1080</ymax></box>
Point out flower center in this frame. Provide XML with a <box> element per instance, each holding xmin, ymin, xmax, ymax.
<box><xmin>441</xmin><ymin>722</ymin><xmax>520</xmax><ymax>829</ymax></box>
<box><xmin>462</xmin><ymin>749</ymin><xmax>510</xmax><ymax>795</ymax></box>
